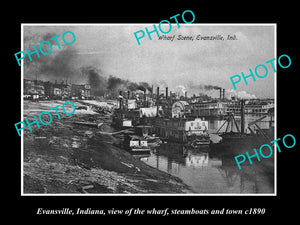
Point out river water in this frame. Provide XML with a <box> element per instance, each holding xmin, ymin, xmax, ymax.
<box><xmin>138</xmin><ymin>115</ymin><xmax>275</xmax><ymax>194</ymax></box>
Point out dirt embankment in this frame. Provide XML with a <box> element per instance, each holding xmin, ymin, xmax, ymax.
<box><xmin>23</xmin><ymin>100</ymin><xmax>191</xmax><ymax>194</ymax></box>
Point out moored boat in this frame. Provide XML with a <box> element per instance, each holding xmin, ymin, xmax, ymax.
<box><xmin>154</xmin><ymin>117</ymin><xmax>211</xmax><ymax>147</ymax></box>
<box><xmin>123</xmin><ymin>134</ymin><xmax>151</xmax><ymax>154</ymax></box>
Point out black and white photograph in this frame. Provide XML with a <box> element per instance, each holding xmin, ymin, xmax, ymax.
<box><xmin>5</xmin><ymin>5</ymin><xmax>298</xmax><ymax>221</ymax></box>
<box><xmin>21</xmin><ymin>24</ymin><xmax>276</xmax><ymax>195</ymax></box>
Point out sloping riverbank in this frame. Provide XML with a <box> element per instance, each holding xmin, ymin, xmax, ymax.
<box><xmin>23</xmin><ymin>100</ymin><xmax>192</xmax><ymax>194</ymax></box>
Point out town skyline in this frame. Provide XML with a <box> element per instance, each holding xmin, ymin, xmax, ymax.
<box><xmin>23</xmin><ymin>24</ymin><xmax>275</xmax><ymax>99</ymax></box>
<box><xmin>23</xmin><ymin>77</ymin><xmax>274</xmax><ymax>101</ymax></box>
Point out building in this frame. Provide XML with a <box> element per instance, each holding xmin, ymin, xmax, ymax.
<box><xmin>44</xmin><ymin>81</ymin><xmax>54</xmax><ymax>98</ymax></box>
<box><xmin>24</xmin><ymin>79</ymin><xmax>45</xmax><ymax>99</ymax></box>
<box><xmin>61</xmin><ymin>81</ymin><xmax>71</xmax><ymax>99</ymax></box>
<box><xmin>24</xmin><ymin>78</ymin><xmax>92</xmax><ymax>100</ymax></box>
<box><xmin>71</xmin><ymin>84</ymin><xmax>91</xmax><ymax>99</ymax></box>
<box><xmin>44</xmin><ymin>80</ymin><xmax>71</xmax><ymax>99</ymax></box>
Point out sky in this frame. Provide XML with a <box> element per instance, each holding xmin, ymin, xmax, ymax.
<box><xmin>23</xmin><ymin>24</ymin><xmax>275</xmax><ymax>98</ymax></box>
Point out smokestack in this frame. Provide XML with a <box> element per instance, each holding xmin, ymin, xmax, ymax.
<box><xmin>185</xmin><ymin>91</ymin><xmax>187</xmax><ymax>99</ymax></box>
<box><xmin>166</xmin><ymin>87</ymin><xmax>168</xmax><ymax>99</ymax></box>
<box><xmin>170</xmin><ymin>91</ymin><xmax>173</xmax><ymax>101</ymax></box>
<box><xmin>223</xmin><ymin>89</ymin><xmax>225</xmax><ymax>100</ymax></box>
<box><xmin>219</xmin><ymin>88</ymin><xmax>222</xmax><ymax>99</ymax></box>
<box><xmin>127</xmin><ymin>90</ymin><xmax>130</xmax><ymax>99</ymax></box>
<box><xmin>119</xmin><ymin>90</ymin><xmax>123</xmax><ymax>109</ymax></box>
<box><xmin>156</xmin><ymin>87</ymin><xmax>159</xmax><ymax>117</ymax></box>
<box><xmin>151</xmin><ymin>85</ymin><xmax>153</xmax><ymax>98</ymax></box>
<box><xmin>240</xmin><ymin>99</ymin><xmax>245</xmax><ymax>134</ymax></box>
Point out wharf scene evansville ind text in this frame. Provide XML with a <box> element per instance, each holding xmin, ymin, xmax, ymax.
<box><xmin>158</xmin><ymin>34</ymin><xmax>237</xmax><ymax>41</ymax></box>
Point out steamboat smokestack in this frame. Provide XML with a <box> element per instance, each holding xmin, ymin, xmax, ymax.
<box><xmin>166</xmin><ymin>87</ymin><xmax>168</xmax><ymax>99</ymax></box>
<box><xmin>119</xmin><ymin>90</ymin><xmax>123</xmax><ymax>109</ymax></box>
<box><xmin>156</xmin><ymin>87</ymin><xmax>159</xmax><ymax>117</ymax></box>
<box><xmin>240</xmin><ymin>99</ymin><xmax>245</xmax><ymax>134</ymax></box>
<box><xmin>223</xmin><ymin>88</ymin><xmax>225</xmax><ymax>100</ymax></box>
<box><xmin>151</xmin><ymin>85</ymin><xmax>153</xmax><ymax>99</ymax></box>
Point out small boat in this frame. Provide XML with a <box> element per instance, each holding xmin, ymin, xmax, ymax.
<box><xmin>133</xmin><ymin>125</ymin><xmax>161</xmax><ymax>148</ymax></box>
<box><xmin>188</xmin><ymin>134</ymin><xmax>211</xmax><ymax>148</ymax></box>
<box><xmin>144</xmin><ymin>135</ymin><xmax>162</xmax><ymax>148</ymax></box>
<box><xmin>123</xmin><ymin>134</ymin><xmax>151</xmax><ymax>154</ymax></box>
<box><xmin>184</xmin><ymin>118</ymin><xmax>211</xmax><ymax>148</ymax></box>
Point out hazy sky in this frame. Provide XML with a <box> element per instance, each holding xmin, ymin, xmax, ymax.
<box><xmin>23</xmin><ymin>24</ymin><xmax>275</xmax><ymax>98</ymax></box>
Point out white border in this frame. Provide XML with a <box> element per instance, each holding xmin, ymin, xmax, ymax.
<box><xmin>21</xmin><ymin>23</ymin><xmax>277</xmax><ymax>196</ymax></box>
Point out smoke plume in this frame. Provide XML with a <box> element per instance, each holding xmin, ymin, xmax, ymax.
<box><xmin>107</xmin><ymin>76</ymin><xmax>127</xmax><ymax>90</ymax></box>
<box><xmin>23</xmin><ymin>31</ymin><xmax>79</xmax><ymax>81</ymax></box>
<box><xmin>175</xmin><ymin>85</ymin><xmax>187</xmax><ymax>95</ymax></box>
<box><xmin>135</xmin><ymin>82</ymin><xmax>149</xmax><ymax>92</ymax></box>
<box><xmin>226</xmin><ymin>89</ymin><xmax>257</xmax><ymax>99</ymax></box>
<box><xmin>23</xmin><ymin>28</ymin><xmax>154</xmax><ymax>97</ymax></box>
<box><xmin>187</xmin><ymin>82</ymin><xmax>221</xmax><ymax>92</ymax></box>
<box><xmin>127</xmin><ymin>82</ymin><xmax>139</xmax><ymax>91</ymax></box>
<box><xmin>80</xmin><ymin>66</ymin><xmax>107</xmax><ymax>96</ymax></box>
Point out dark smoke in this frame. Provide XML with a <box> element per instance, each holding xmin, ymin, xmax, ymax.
<box><xmin>185</xmin><ymin>82</ymin><xmax>222</xmax><ymax>96</ymax></box>
<box><xmin>23</xmin><ymin>31</ymin><xmax>78</xmax><ymax>81</ymax></box>
<box><xmin>138</xmin><ymin>82</ymin><xmax>151</xmax><ymax>92</ymax></box>
<box><xmin>200</xmin><ymin>84</ymin><xmax>221</xmax><ymax>90</ymax></box>
<box><xmin>107</xmin><ymin>76</ymin><xmax>127</xmax><ymax>90</ymax></box>
<box><xmin>187</xmin><ymin>82</ymin><xmax>221</xmax><ymax>91</ymax></box>
<box><xmin>79</xmin><ymin>69</ymin><xmax>154</xmax><ymax>97</ymax></box>
<box><xmin>39</xmin><ymin>48</ymin><xmax>77</xmax><ymax>78</ymax></box>
<box><xmin>127</xmin><ymin>82</ymin><xmax>139</xmax><ymax>91</ymax></box>
<box><xmin>23</xmin><ymin>28</ymin><xmax>154</xmax><ymax>96</ymax></box>
<box><xmin>81</xmin><ymin>66</ymin><xmax>107</xmax><ymax>96</ymax></box>
<box><xmin>42</xmin><ymin>33</ymin><xmax>60</xmax><ymax>47</ymax></box>
<box><xmin>137</xmin><ymin>85</ymin><xmax>146</xmax><ymax>92</ymax></box>
<box><xmin>106</xmin><ymin>76</ymin><xmax>152</xmax><ymax>93</ymax></box>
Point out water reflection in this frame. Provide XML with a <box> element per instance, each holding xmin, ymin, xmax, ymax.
<box><xmin>185</xmin><ymin>151</ymin><xmax>209</xmax><ymax>167</ymax></box>
<box><xmin>137</xmin><ymin>142</ymin><xmax>274</xmax><ymax>194</ymax></box>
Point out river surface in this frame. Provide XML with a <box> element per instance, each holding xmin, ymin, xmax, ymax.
<box><xmin>138</xmin><ymin>115</ymin><xmax>275</xmax><ymax>194</ymax></box>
